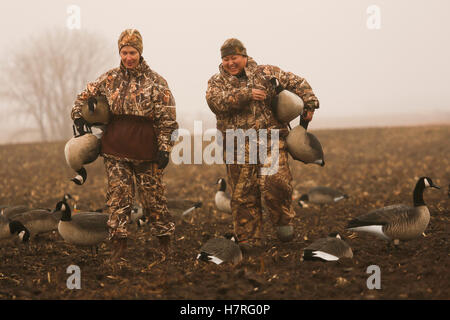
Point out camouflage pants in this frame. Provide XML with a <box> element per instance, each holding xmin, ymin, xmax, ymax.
<box><xmin>226</xmin><ymin>139</ymin><xmax>295</xmax><ymax>243</ymax></box>
<box><xmin>104</xmin><ymin>156</ymin><xmax>175</xmax><ymax>240</ymax></box>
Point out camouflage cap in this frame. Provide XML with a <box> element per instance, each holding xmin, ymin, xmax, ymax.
<box><xmin>221</xmin><ymin>38</ymin><xmax>247</xmax><ymax>58</ymax></box>
<box><xmin>118</xmin><ymin>29</ymin><xmax>143</xmax><ymax>55</ymax></box>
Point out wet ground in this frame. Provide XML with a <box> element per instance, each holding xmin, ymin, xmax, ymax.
<box><xmin>0</xmin><ymin>125</ymin><xmax>448</xmax><ymax>299</ymax></box>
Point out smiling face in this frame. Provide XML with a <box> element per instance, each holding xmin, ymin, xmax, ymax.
<box><xmin>222</xmin><ymin>54</ymin><xmax>247</xmax><ymax>76</ymax></box>
<box><xmin>120</xmin><ymin>45</ymin><xmax>140</xmax><ymax>69</ymax></box>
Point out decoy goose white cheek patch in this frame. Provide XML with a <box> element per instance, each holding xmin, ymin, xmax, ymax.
<box><xmin>424</xmin><ymin>179</ymin><xmax>430</xmax><ymax>188</ymax></box>
<box><xmin>19</xmin><ymin>231</ymin><xmax>26</xmax><ymax>241</ymax></box>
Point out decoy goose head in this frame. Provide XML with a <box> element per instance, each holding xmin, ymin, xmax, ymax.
<box><xmin>298</xmin><ymin>194</ymin><xmax>309</xmax><ymax>208</ymax></box>
<box><xmin>62</xmin><ymin>193</ymin><xmax>73</xmax><ymax>202</ymax></box>
<box><xmin>9</xmin><ymin>220</ymin><xmax>30</xmax><ymax>242</ymax></box>
<box><xmin>413</xmin><ymin>177</ymin><xmax>440</xmax><ymax>206</ymax></box>
<box><xmin>328</xmin><ymin>232</ymin><xmax>342</xmax><ymax>239</ymax></box>
<box><xmin>420</xmin><ymin>177</ymin><xmax>440</xmax><ymax>190</ymax></box>
<box><xmin>56</xmin><ymin>201</ymin><xmax>72</xmax><ymax>221</ymax></box>
<box><xmin>216</xmin><ymin>178</ymin><xmax>227</xmax><ymax>191</ymax></box>
<box><xmin>224</xmin><ymin>232</ymin><xmax>238</xmax><ymax>242</ymax></box>
<box><xmin>71</xmin><ymin>167</ymin><xmax>87</xmax><ymax>185</ymax></box>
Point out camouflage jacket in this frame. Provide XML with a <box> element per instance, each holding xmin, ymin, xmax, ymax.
<box><xmin>71</xmin><ymin>57</ymin><xmax>178</xmax><ymax>153</ymax></box>
<box><xmin>206</xmin><ymin>57</ymin><xmax>319</xmax><ymax>138</ymax></box>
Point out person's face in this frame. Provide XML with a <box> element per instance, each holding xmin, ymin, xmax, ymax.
<box><xmin>120</xmin><ymin>46</ymin><xmax>140</xmax><ymax>69</ymax></box>
<box><xmin>222</xmin><ymin>55</ymin><xmax>248</xmax><ymax>76</ymax></box>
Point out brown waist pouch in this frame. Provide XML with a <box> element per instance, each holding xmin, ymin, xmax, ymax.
<box><xmin>101</xmin><ymin>114</ymin><xmax>158</xmax><ymax>161</ymax></box>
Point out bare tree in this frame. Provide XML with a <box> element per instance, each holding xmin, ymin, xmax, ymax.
<box><xmin>0</xmin><ymin>29</ymin><xmax>117</xmax><ymax>142</ymax></box>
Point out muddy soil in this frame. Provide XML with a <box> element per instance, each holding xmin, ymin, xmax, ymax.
<box><xmin>0</xmin><ymin>125</ymin><xmax>448</xmax><ymax>300</ymax></box>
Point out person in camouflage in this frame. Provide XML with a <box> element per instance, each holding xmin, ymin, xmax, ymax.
<box><xmin>206</xmin><ymin>38</ymin><xmax>319</xmax><ymax>248</ymax></box>
<box><xmin>71</xmin><ymin>29</ymin><xmax>178</xmax><ymax>261</ymax></box>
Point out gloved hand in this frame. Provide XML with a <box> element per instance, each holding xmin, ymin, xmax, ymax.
<box><xmin>73</xmin><ymin>117</ymin><xmax>91</xmax><ymax>137</ymax></box>
<box><xmin>157</xmin><ymin>150</ymin><xmax>170</xmax><ymax>169</ymax></box>
<box><xmin>87</xmin><ymin>97</ymin><xmax>98</xmax><ymax>113</ymax></box>
<box><xmin>300</xmin><ymin>109</ymin><xmax>315</xmax><ymax>130</ymax></box>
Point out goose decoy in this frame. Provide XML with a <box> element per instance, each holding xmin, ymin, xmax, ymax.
<box><xmin>7</xmin><ymin>199</ymin><xmax>69</xmax><ymax>238</ymax></box>
<box><xmin>298</xmin><ymin>186</ymin><xmax>348</xmax><ymax>208</ymax></box>
<box><xmin>197</xmin><ymin>233</ymin><xmax>242</xmax><ymax>265</ymax></box>
<box><xmin>64</xmin><ymin>128</ymin><xmax>101</xmax><ymax>185</ymax></box>
<box><xmin>0</xmin><ymin>215</ymin><xmax>30</xmax><ymax>242</ymax></box>
<box><xmin>271</xmin><ymin>78</ymin><xmax>304</xmax><ymax>124</ymax></box>
<box><xmin>346</xmin><ymin>177</ymin><xmax>440</xmax><ymax>245</ymax></box>
<box><xmin>1</xmin><ymin>205</ymin><xmax>30</xmax><ymax>219</ymax></box>
<box><xmin>286</xmin><ymin>115</ymin><xmax>324</xmax><ymax>166</ymax></box>
<box><xmin>215</xmin><ymin>178</ymin><xmax>231</xmax><ymax>214</ymax></box>
<box><xmin>133</xmin><ymin>199</ymin><xmax>203</xmax><ymax>226</ymax></box>
<box><xmin>301</xmin><ymin>232</ymin><xmax>353</xmax><ymax>262</ymax></box>
<box><xmin>57</xmin><ymin>201</ymin><xmax>109</xmax><ymax>253</ymax></box>
<box><xmin>81</xmin><ymin>95</ymin><xmax>111</xmax><ymax>126</ymax></box>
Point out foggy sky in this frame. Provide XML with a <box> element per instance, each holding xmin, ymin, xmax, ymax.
<box><xmin>0</xmin><ymin>0</ymin><xmax>449</xmax><ymax>138</ymax></box>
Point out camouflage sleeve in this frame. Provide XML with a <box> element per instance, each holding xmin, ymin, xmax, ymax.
<box><xmin>152</xmin><ymin>85</ymin><xmax>178</xmax><ymax>153</ymax></box>
<box><xmin>269</xmin><ymin>66</ymin><xmax>319</xmax><ymax>111</ymax></box>
<box><xmin>206</xmin><ymin>76</ymin><xmax>252</xmax><ymax>115</ymax></box>
<box><xmin>71</xmin><ymin>72</ymin><xmax>108</xmax><ymax>120</ymax></box>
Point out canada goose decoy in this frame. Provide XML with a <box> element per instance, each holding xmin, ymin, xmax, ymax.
<box><xmin>1</xmin><ymin>205</ymin><xmax>30</xmax><ymax>219</ymax></box>
<box><xmin>57</xmin><ymin>201</ymin><xmax>109</xmax><ymax>253</ymax></box>
<box><xmin>81</xmin><ymin>95</ymin><xmax>111</xmax><ymax>126</ymax></box>
<box><xmin>215</xmin><ymin>178</ymin><xmax>231</xmax><ymax>214</ymax></box>
<box><xmin>346</xmin><ymin>177</ymin><xmax>441</xmax><ymax>245</ymax></box>
<box><xmin>298</xmin><ymin>186</ymin><xmax>349</xmax><ymax>208</ymax></box>
<box><xmin>0</xmin><ymin>215</ymin><xmax>30</xmax><ymax>242</ymax></box>
<box><xmin>7</xmin><ymin>199</ymin><xmax>70</xmax><ymax>238</ymax></box>
<box><xmin>271</xmin><ymin>78</ymin><xmax>304</xmax><ymax>123</ymax></box>
<box><xmin>64</xmin><ymin>128</ymin><xmax>101</xmax><ymax>185</ymax></box>
<box><xmin>286</xmin><ymin>116</ymin><xmax>324</xmax><ymax>166</ymax></box>
<box><xmin>197</xmin><ymin>233</ymin><xmax>242</xmax><ymax>265</ymax></box>
<box><xmin>301</xmin><ymin>232</ymin><xmax>353</xmax><ymax>262</ymax></box>
<box><xmin>133</xmin><ymin>199</ymin><xmax>203</xmax><ymax>226</ymax></box>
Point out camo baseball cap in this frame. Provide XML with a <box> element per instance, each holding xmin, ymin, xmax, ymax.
<box><xmin>118</xmin><ymin>29</ymin><xmax>143</xmax><ymax>55</ymax></box>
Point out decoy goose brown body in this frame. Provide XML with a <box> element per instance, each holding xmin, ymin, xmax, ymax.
<box><xmin>8</xmin><ymin>209</ymin><xmax>61</xmax><ymax>238</ymax></box>
<box><xmin>57</xmin><ymin>201</ymin><xmax>109</xmax><ymax>252</ymax></box>
<box><xmin>298</xmin><ymin>186</ymin><xmax>348</xmax><ymax>208</ymax></box>
<box><xmin>64</xmin><ymin>132</ymin><xmax>101</xmax><ymax>185</ymax></box>
<box><xmin>0</xmin><ymin>215</ymin><xmax>30</xmax><ymax>242</ymax></box>
<box><xmin>2</xmin><ymin>195</ymin><xmax>74</xmax><ymax>238</ymax></box>
<box><xmin>302</xmin><ymin>232</ymin><xmax>353</xmax><ymax>262</ymax></box>
<box><xmin>197</xmin><ymin>234</ymin><xmax>242</xmax><ymax>265</ymax></box>
<box><xmin>1</xmin><ymin>205</ymin><xmax>30</xmax><ymax>219</ymax></box>
<box><xmin>346</xmin><ymin>177</ymin><xmax>440</xmax><ymax>244</ymax></box>
<box><xmin>215</xmin><ymin>178</ymin><xmax>231</xmax><ymax>214</ymax></box>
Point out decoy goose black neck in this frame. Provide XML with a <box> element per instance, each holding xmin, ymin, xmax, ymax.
<box><xmin>414</xmin><ymin>177</ymin><xmax>440</xmax><ymax>207</ymax></box>
<box><xmin>57</xmin><ymin>201</ymin><xmax>72</xmax><ymax>222</ymax></box>
<box><xmin>62</xmin><ymin>193</ymin><xmax>73</xmax><ymax>202</ymax></box>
